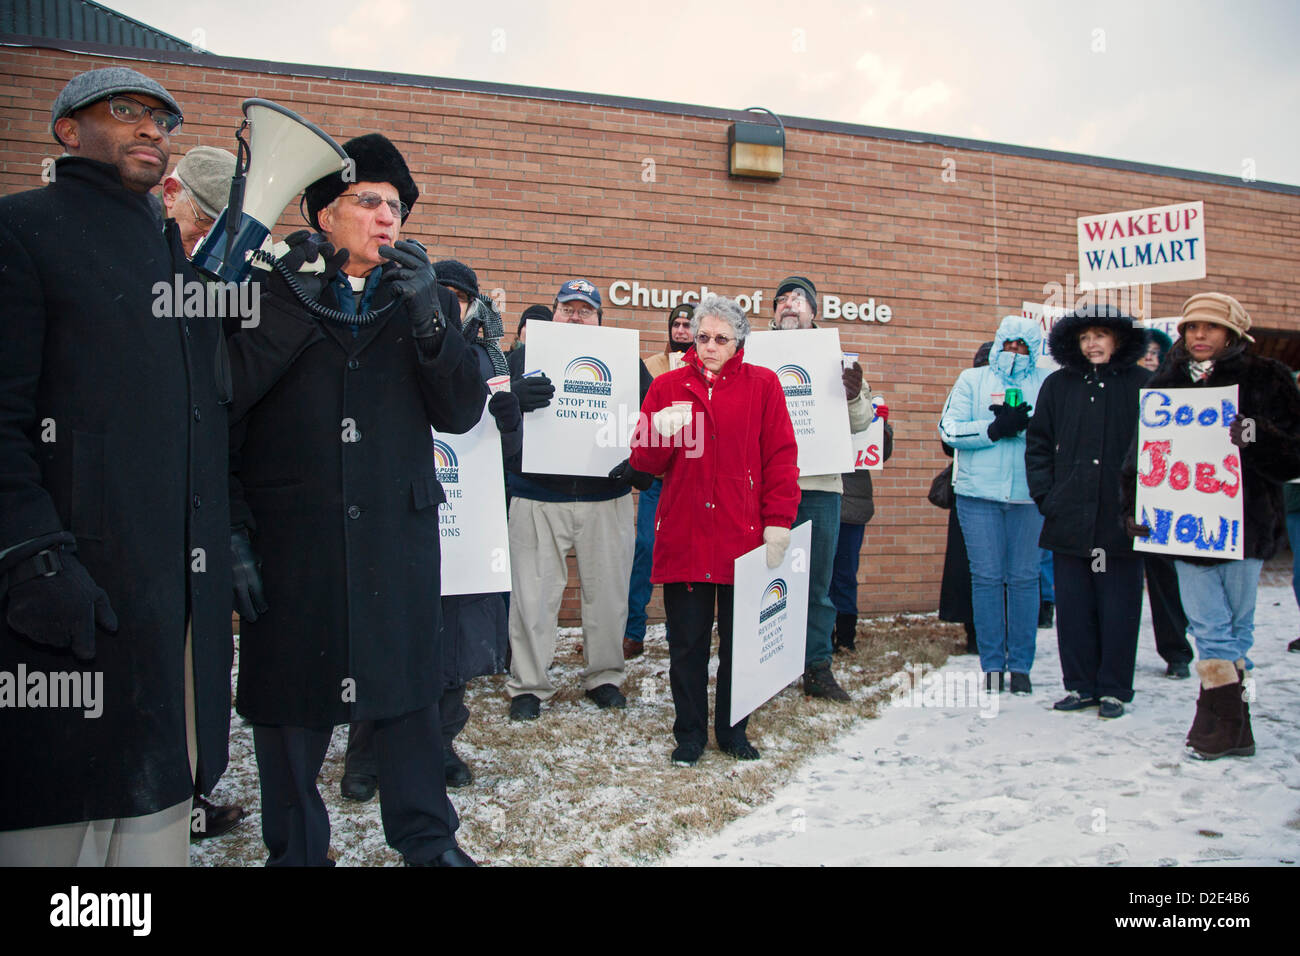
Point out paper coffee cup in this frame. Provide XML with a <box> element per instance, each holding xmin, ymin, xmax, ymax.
<box><xmin>842</xmin><ymin>352</ymin><xmax>859</xmax><ymax>370</ymax></box>
<box><xmin>487</xmin><ymin>375</ymin><xmax>510</xmax><ymax>394</ymax></box>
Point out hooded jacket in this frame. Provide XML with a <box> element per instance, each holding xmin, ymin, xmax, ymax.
<box><xmin>629</xmin><ymin>347</ymin><xmax>800</xmax><ymax>585</ymax></box>
<box><xmin>939</xmin><ymin>315</ymin><xmax>1049</xmax><ymax>502</ymax></box>
<box><xmin>1025</xmin><ymin>308</ymin><xmax>1150</xmax><ymax>557</ymax></box>
<box><xmin>1120</xmin><ymin>339</ymin><xmax>1300</xmax><ymax>565</ymax></box>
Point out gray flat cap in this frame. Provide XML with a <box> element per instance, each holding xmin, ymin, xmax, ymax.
<box><xmin>51</xmin><ymin>67</ymin><xmax>182</xmax><ymax>143</ymax></box>
<box><xmin>173</xmin><ymin>146</ymin><xmax>237</xmax><ymax>218</ymax></box>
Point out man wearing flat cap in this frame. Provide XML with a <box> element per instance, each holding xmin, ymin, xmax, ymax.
<box><xmin>770</xmin><ymin>275</ymin><xmax>872</xmax><ymax>702</ymax></box>
<box><xmin>227</xmin><ymin>132</ymin><xmax>485</xmax><ymax>865</ymax></box>
<box><xmin>161</xmin><ymin>145</ymin><xmax>236</xmax><ymax>255</ymax></box>
<box><xmin>1124</xmin><ymin>291</ymin><xmax>1300</xmax><ymax>760</ymax></box>
<box><xmin>0</xmin><ymin>67</ymin><xmax>233</xmax><ymax>865</ymax></box>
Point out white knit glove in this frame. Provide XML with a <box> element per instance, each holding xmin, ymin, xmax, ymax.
<box><xmin>652</xmin><ymin>405</ymin><xmax>692</xmax><ymax>438</ymax></box>
<box><xmin>763</xmin><ymin>526</ymin><xmax>791</xmax><ymax>569</ymax></box>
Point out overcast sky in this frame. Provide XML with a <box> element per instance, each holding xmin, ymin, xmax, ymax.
<box><xmin>105</xmin><ymin>0</ymin><xmax>1300</xmax><ymax>185</ymax></box>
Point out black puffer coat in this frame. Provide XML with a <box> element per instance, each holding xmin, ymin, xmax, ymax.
<box><xmin>1120</xmin><ymin>339</ymin><xmax>1300</xmax><ymax>565</ymax></box>
<box><xmin>1026</xmin><ymin>308</ymin><xmax>1150</xmax><ymax>558</ymax></box>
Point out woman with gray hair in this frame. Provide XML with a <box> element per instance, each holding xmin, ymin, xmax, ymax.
<box><xmin>629</xmin><ymin>294</ymin><xmax>800</xmax><ymax>766</ymax></box>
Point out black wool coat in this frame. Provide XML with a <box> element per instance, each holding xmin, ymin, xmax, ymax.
<box><xmin>1120</xmin><ymin>340</ymin><xmax>1300</xmax><ymax>565</ymax></box>
<box><xmin>1026</xmin><ymin>312</ymin><xmax>1150</xmax><ymax>558</ymax></box>
<box><xmin>229</xmin><ymin>270</ymin><xmax>486</xmax><ymax>728</ymax></box>
<box><xmin>0</xmin><ymin>158</ymin><xmax>233</xmax><ymax>830</ymax></box>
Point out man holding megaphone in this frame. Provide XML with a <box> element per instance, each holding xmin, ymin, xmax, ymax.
<box><xmin>227</xmin><ymin>133</ymin><xmax>486</xmax><ymax>867</ymax></box>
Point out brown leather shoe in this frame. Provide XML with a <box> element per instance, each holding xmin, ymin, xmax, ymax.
<box><xmin>623</xmin><ymin>638</ymin><xmax>644</xmax><ymax>660</ymax></box>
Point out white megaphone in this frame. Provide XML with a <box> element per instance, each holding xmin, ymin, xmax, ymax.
<box><xmin>192</xmin><ymin>98</ymin><xmax>348</xmax><ymax>283</ymax></box>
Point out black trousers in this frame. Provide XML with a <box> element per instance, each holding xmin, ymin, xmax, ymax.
<box><xmin>254</xmin><ymin>704</ymin><xmax>458</xmax><ymax>866</ymax></box>
<box><xmin>345</xmin><ymin>684</ymin><xmax>467</xmax><ymax>776</ymax></box>
<box><xmin>1054</xmin><ymin>552</ymin><xmax>1144</xmax><ymax>702</ymax></box>
<box><xmin>663</xmin><ymin>582</ymin><xmax>747</xmax><ymax>748</ymax></box>
<box><xmin>1143</xmin><ymin>553</ymin><xmax>1193</xmax><ymax>665</ymax></box>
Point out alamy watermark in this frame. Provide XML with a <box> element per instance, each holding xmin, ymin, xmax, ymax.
<box><xmin>889</xmin><ymin>663</ymin><xmax>999</xmax><ymax>718</ymax></box>
<box><xmin>152</xmin><ymin>274</ymin><xmax>260</xmax><ymax>328</ymax></box>
<box><xmin>0</xmin><ymin>664</ymin><xmax>103</xmax><ymax>718</ymax></box>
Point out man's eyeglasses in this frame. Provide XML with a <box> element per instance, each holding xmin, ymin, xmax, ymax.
<box><xmin>695</xmin><ymin>333</ymin><xmax>734</xmax><ymax>347</ymax></box>
<box><xmin>557</xmin><ymin>303</ymin><xmax>597</xmax><ymax>318</ymax></box>
<box><xmin>181</xmin><ymin>186</ymin><xmax>213</xmax><ymax>229</ymax></box>
<box><xmin>104</xmin><ymin>95</ymin><xmax>183</xmax><ymax>134</ymax></box>
<box><xmin>338</xmin><ymin>192</ymin><xmax>409</xmax><ymax>219</ymax></box>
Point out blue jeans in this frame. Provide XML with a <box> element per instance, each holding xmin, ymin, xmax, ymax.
<box><xmin>795</xmin><ymin>490</ymin><xmax>841</xmax><ymax>670</ymax></box>
<box><xmin>955</xmin><ymin>495</ymin><xmax>1044</xmax><ymax>675</ymax></box>
<box><xmin>830</xmin><ymin>522</ymin><xmax>865</xmax><ymax>615</ymax></box>
<box><xmin>1039</xmin><ymin>549</ymin><xmax>1055</xmax><ymax>603</ymax></box>
<box><xmin>1287</xmin><ymin>511</ymin><xmax>1300</xmax><ymax>612</ymax></box>
<box><xmin>1174</xmin><ymin>558</ymin><xmax>1264</xmax><ymax>667</ymax></box>
<box><xmin>623</xmin><ymin>479</ymin><xmax>661</xmax><ymax>642</ymax></box>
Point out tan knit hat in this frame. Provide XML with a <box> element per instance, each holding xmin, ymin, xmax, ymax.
<box><xmin>1178</xmin><ymin>292</ymin><xmax>1254</xmax><ymax>343</ymax></box>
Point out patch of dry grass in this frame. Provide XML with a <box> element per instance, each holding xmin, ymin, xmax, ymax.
<box><xmin>192</xmin><ymin>615</ymin><xmax>966</xmax><ymax>867</ymax></box>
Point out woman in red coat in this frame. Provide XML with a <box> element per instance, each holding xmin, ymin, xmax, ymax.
<box><xmin>629</xmin><ymin>294</ymin><xmax>800</xmax><ymax>766</ymax></box>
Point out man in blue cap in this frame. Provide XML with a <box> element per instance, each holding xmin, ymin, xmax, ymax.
<box><xmin>503</xmin><ymin>279</ymin><xmax>653</xmax><ymax>720</ymax></box>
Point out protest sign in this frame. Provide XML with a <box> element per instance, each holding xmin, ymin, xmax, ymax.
<box><xmin>1021</xmin><ymin>300</ymin><xmax>1067</xmax><ymax>370</ymax></box>
<box><xmin>1133</xmin><ymin>385</ymin><xmax>1243</xmax><ymax>560</ymax></box>
<box><xmin>851</xmin><ymin>399</ymin><xmax>887</xmax><ymax>470</ymax></box>
<box><xmin>434</xmin><ymin>407</ymin><xmax>512</xmax><ymax>595</ymax></box>
<box><xmin>1078</xmin><ymin>200</ymin><xmax>1206</xmax><ymax>288</ymax></box>
<box><xmin>521</xmin><ymin>321</ymin><xmax>641</xmax><ymax>477</ymax></box>
<box><xmin>730</xmin><ymin>521</ymin><xmax>812</xmax><ymax>725</ymax></box>
<box><xmin>743</xmin><ymin>329</ymin><xmax>854</xmax><ymax>475</ymax></box>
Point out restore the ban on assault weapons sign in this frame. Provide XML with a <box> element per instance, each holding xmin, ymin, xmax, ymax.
<box><xmin>433</xmin><ymin>402</ymin><xmax>512</xmax><ymax>595</ymax></box>
<box><xmin>1133</xmin><ymin>385</ymin><xmax>1244</xmax><ymax>560</ymax></box>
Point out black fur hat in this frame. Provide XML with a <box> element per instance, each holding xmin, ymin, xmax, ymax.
<box><xmin>304</xmin><ymin>133</ymin><xmax>418</xmax><ymax>230</ymax></box>
<box><xmin>1047</xmin><ymin>304</ymin><xmax>1143</xmax><ymax>371</ymax></box>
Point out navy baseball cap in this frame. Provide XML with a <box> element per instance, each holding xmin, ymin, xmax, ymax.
<box><xmin>556</xmin><ymin>278</ymin><xmax>601</xmax><ymax>310</ymax></box>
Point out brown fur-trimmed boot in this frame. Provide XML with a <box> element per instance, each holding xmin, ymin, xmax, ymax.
<box><xmin>1187</xmin><ymin>659</ymin><xmax>1254</xmax><ymax>760</ymax></box>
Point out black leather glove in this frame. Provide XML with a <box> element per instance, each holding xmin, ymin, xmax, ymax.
<box><xmin>1124</xmin><ymin>516</ymin><xmax>1152</xmax><ymax>539</ymax></box>
<box><xmin>512</xmin><ymin>373</ymin><xmax>555</xmax><ymax>412</ymax></box>
<box><xmin>609</xmin><ymin>459</ymin><xmax>655</xmax><ymax>491</ymax></box>
<box><xmin>488</xmin><ymin>390</ymin><xmax>522</xmax><ymax>434</ymax></box>
<box><xmin>987</xmin><ymin>402</ymin><xmax>1032</xmax><ymax>441</ymax></box>
<box><xmin>278</xmin><ymin>229</ymin><xmax>349</xmax><ymax>278</ymax></box>
<box><xmin>380</xmin><ymin>240</ymin><xmax>444</xmax><ymax>355</ymax></box>
<box><xmin>231</xmin><ymin>528</ymin><xmax>268</xmax><ymax>623</ymax></box>
<box><xmin>843</xmin><ymin>362</ymin><xmax>864</xmax><ymax>400</ymax></box>
<box><xmin>5</xmin><ymin>549</ymin><xmax>117</xmax><ymax>660</ymax></box>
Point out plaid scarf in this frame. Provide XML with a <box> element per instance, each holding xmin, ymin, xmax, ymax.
<box><xmin>684</xmin><ymin>346</ymin><xmax>719</xmax><ymax>387</ymax></box>
<box><xmin>1187</xmin><ymin>359</ymin><xmax>1214</xmax><ymax>382</ymax></box>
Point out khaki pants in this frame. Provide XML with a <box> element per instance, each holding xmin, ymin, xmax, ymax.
<box><xmin>0</xmin><ymin>628</ymin><xmax>198</xmax><ymax>867</ymax></box>
<box><xmin>506</xmin><ymin>496</ymin><xmax>633</xmax><ymax>699</ymax></box>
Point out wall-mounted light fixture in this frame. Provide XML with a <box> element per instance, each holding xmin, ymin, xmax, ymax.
<box><xmin>728</xmin><ymin>106</ymin><xmax>785</xmax><ymax>180</ymax></box>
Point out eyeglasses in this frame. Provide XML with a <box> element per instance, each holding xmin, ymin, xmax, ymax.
<box><xmin>338</xmin><ymin>191</ymin><xmax>409</xmax><ymax>219</ymax></box>
<box><xmin>181</xmin><ymin>187</ymin><xmax>213</xmax><ymax>229</ymax></box>
<box><xmin>103</xmin><ymin>95</ymin><xmax>183</xmax><ymax>134</ymax></box>
<box><xmin>695</xmin><ymin>333</ymin><xmax>734</xmax><ymax>347</ymax></box>
<box><xmin>557</xmin><ymin>303</ymin><xmax>597</xmax><ymax>318</ymax></box>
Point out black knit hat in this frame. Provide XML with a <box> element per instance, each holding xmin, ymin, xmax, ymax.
<box><xmin>435</xmin><ymin>259</ymin><xmax>479</xmax><ymax>298</ymax></box>
<box><xmin>518</xmin><ymin>304</ymin><xmax>553</xmax><ymax>336</ymax></box>
<box><xmin>774</xmin><ymin>275</ymin><xmax>818</xmax><ymax>314</ymax></box>
<box><xmin>304</xmin><ymin>133</ymin><xmax>418</xmax><ymax>230</ymax></box>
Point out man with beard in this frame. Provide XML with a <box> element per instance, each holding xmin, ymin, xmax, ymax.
<box><xmin>0</xmin><ymin>67</ymin><xmax>232</xmax><ymax>865</ymax></box>
<box><xmin>623</xmin><ymin>303</ymin><xmax>695</xmax><ymax>658</ymax></box>
<box><xmin>770</xmin><ymin>276</ymin><xmax>871</xmax><ymax>701</ymax></box>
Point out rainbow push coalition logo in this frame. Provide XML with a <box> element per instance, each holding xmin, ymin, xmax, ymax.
<box><xmin>433</xmin><ymin>440</ymin><xmax>459</xmax><ymax>484</ymax></box>
<box><xmin>776</xmin><ymin>364</ymin><xmax>812</xmax><ymax>398</ymax></box>
<box><xmin>563</xmin><ymin>356</ymin><xmax>613</xmax><ymax>396</ymax></box>
<box><xmin>759</xmin><ymin>578</ymin><xmax>788</xmax><ymax>623</ymax></box>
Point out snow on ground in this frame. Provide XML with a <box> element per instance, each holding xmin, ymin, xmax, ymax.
<box><xmin>667</xmin><ymin>584</ymin><xmax>1300</xmax><ymax>867</ymax></box>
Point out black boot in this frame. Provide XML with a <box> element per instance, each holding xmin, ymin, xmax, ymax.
<box><xmin>1037</xmin><ymin>601</ymin><xmax>1055</xmax><ymax>629</ymax></box>
<box><xmin>833</xmin><ymin>613</ymin><xmax>858</xmax><ymax>652</ymax></box>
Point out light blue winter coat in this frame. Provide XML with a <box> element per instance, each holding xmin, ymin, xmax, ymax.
<box><xmin>939</xmin><ymin>315</ymin><xmax>1050</xmax><ymax>503</ymax></box>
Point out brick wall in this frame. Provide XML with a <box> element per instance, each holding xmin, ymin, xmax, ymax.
<box><xmin>4</xmin><ymin>43</ymin><xmax>1298</xmax><ymax>624</ymax></box>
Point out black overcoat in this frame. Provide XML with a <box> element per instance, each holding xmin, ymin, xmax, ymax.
<box><xmin>230</xmin><ymin>269</ymin><xmax>486</xmax><ymax>728</ymax></box>
<box><xmin>0</xmin><ymin>158</ymin><xmax>233</xmax><ymax>830</ymax></box>
<box><xmin>1026</xmin><ymin>311</ymin><xmax>1149</xmax><ymax>558</ymax></box>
